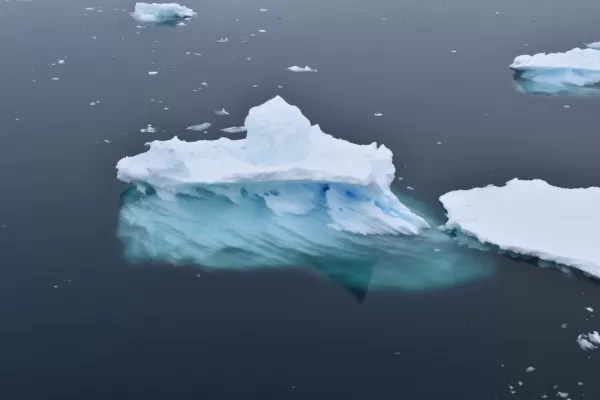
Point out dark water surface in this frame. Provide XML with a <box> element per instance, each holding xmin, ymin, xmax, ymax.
<box><xmin>1</xmin><ymin>0</ymin><xmax>600</xmax><ymax>398</ymax></box>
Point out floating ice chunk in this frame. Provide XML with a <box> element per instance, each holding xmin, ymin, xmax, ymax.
<box><xmin>57</xmin><ymin>59</ymin><xmax>65</xmax><ymax>65</ymax></box>
<box><xmin>586</xmin><ymin>41</ymin><xmax>600</xmax><ymax>50</ymax></box>
<box><xmin>586</xmin><ymin>306</ymin><xmax>594</xmax><ymax>313</ymax></box>
<box><xmin>140</xmin><ymin>124</ymin><xmax>157</xmax><ymax>133</ymax></box>
<box><xmin>510</xmin><ymin>48</ymin><xmax>600</xmax><ymax>91</ymax></box>
<box><xmin>148</xmin><ymin>71</ymin><xmax>158</xmax><ymax>75</ymax></box>
<box><xmin>52</xmin><ymin>77</ymin><xmax>59</xmax><ymax>81</ymax></box>
<box><xmin>440</xmin><ymin>179</ymin><xmax>600</xmax><ymax>277</ymax></box>
<box><xmin>131</xmin><ymin>3</ymin><xmax>196</xmax><ymax>23</ymax></box>
<box><xmin>260</xmin><ymin>8</ymin><xmax>268</xmax><ymax>12</ymax></box>
<box><xmin>374</xmin><ymin>113</ymin><xmax>383</xmax><ymax>117</ymax></box>
<box><xmin>556</xmin><ymin>392</ymin><xmax>569</xmax><ymax>399</ymax></box>
<box><xmin>588</xmin><ymin>331</ymin><xmax>600</xmax><ymax>344</ymax></box>
<box><xmin>288</xmin><ymin>65</ymin><xmax>317</xmax><ymax>72</ymax></box>
<box><xmin>117</xmin><ymin>96</ymin><xmax>431</xmax><ymax>236</ymax></box>
<box><xmin>220</xmin><ymin>126</ymin><xmax>247</xmax><ymax>134</ymax></box>
<box><xmin>217</xmin><ymin>37</ymin><xmax>229</xmax><ymax>43</ymax></box>
<box><xmin>526</xmin><ymin>366</ymin><xmax>536</xmax><ymax>373</ymax></box>
<box><xmin>186</xmin><ymin>122</ymin><xmax>211</xmax><ymax>131</ymax></box>
<box><xmin>577</xmin><ymin>334</ymin><xmax>597</xmax><ymax>351</ymax></box>
<box><xmin>258</xmin><ymin>29</ymin><xmax>266</xmax><ymax>33</ymax></box>
<box><xmin>214</xmin><ymin>108</ymin><xmax>230</xmax><ymax>116</ymax></box>
<box><xmin>104</xmin><ymin>139</ymin><xmax>111</xmax><ymax>143</ymax></box>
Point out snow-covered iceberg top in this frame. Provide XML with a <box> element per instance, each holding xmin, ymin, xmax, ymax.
<box><xmin>440</xmin><ymin>179</ymin><xmax>600</xmax><ymax>277</ymax></box>
<box><xmin>510</xmin><ymin>48</ymin><xmax>600</xmax><ymax>88</ymax></box>
<box><xmin>117</xmin><ymin>96</ymin><xmax>429</xmax><ymax>235</ymax></box>
<box><xmin>131</xmin><ymin>2</ymin><xmax>196</xmax><ymax>23</ymax></box>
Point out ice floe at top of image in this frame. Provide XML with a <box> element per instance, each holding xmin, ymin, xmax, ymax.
<box><xmin>440</xmin><ymin>179</ymin><xmax>600</xmax><ymax>279</ymax></box>
<box><xmin>116</xmin><ymin>96</ymin><xmax>493</xmax><ymax>294</ymax></box>
<box><xmin>510</xmin><ymin>47</ymin><xmax>600</xmax><ymax>95</ymax></box>
<box><xmin>131</xmin><ymin>3</ymin><xmax>196</xmax><ymax>24</ymax></box>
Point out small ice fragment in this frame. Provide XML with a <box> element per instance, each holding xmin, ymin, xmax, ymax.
<box><xmin>57</xmin><ymin>59</ymin><xmax>65</xmax><ymax>65</ymax></box>
<box><xmin>517</xmin><ymin>381</ymin><xmax>523</xmax><ymax>386</ymax></box>
<box><xmin>92</xmin><ymin>36</ymin><xmax>97</xmax><ymax>40</ymax></box>
<box><xmin>260</xmin><ymin>8</ymin><xmax>268</xmax><ymax>12</ymax></box>
<box><xmin>577</xmin><ymin>334</ymin><xmax>597</xmax><ymax>351</ymax></box>
<box><xmin>148</xmin><ymin>71</ymin><xmax>158</xmax><ymax>75</ymax></box>
<box><xmin>195</xmin><ymin>273</ymin><xmax>201</xmax><ymax>277</ymax></box>
<box><xmin>374</xmin><ymin>113</ymin><xmax>383</xmax><ymax>117</ymax></box>
<box><xmin>214</xmin><ymin>108</ymin><xmax>230</xmax><ymax>116</ymax></box>
<box><xmin>541</xmin><ymin>396</ymin><xmax>548</xmax><ymax>399</ymax></box>
<box><xmin>258</xmin><ymin>29</ymin><xmax>266</xmax><ymax>33</ymax></box>
<box><xmin>437</xmin><ymin>141</ymin><xmax>442</xmax><ymax>144</ymax></box>
<box><xmin>220</xmin><ymin>126</ymin><xmax>247</xmax><ymax>134</ymax></box>
<box><xmin>586</xmin><ymin>306</ymin><xmax>594</xmax><ymax>312</ymax></box>
<box><xmin>246</xmin><ymin>57</ymin><xmax>252</xmax><ymax>61</ymax></box>
<box><xmin>450</xmin><ymin>50</ymin><xmax>457</xmax><ymax>53</ymax></box>
<box><xmin>104</xmin><ymin>139</ymin><xmax>111</xmax><ymax>143</ymax></box>
<box><xmin>186</xmin><ymin>123</ymin><xmax>211</xmax><ymax>131</ymax></box>
<box><xmin>526</xmin><ymin>366</ymin><xmax>535</xmax><ymax>373</ymax></box>
<box><xmin>434</xmin><ymin>249</ymin><xmax>441</xmax><ymax>252</ymax></box>
<box><xmin>201</xmin><ymin>82</ymin><xmax>208</xmax><ymax>86</ymax></box>
<box><xmin>406</xmin><ymin>186</ymin><xmax>414</xmax><ymax>191</ymax></box>
<box><xmin>277</xmin><ymin>85</ymin><xmax>283</xmax><ymax>88</ymax></box>
<box><xmin>564</xmin><ymin>105</ymin><xmax>571</xmax><ymax>108</ymax></box>
<box><xmin>53</xmin><ymin>285</ymin><xmax>59</xmax><ymax>289</ymax></box>
<box><xmin>561</xmin><ymin>323</ymin><xmax>568</xmax><ymax>328</ymax></box>
<box><xmin>52</xmin><ymin>77</ymin><xmax>60</xmax><ymax>81</ymax></box>
<box><xmin>89</xmin><ymin>101</ymin><xmax>97</xmax><ymax>106</ymax></box>
<box><xmin>177</xmin><ymin>22</ymin><xmax>186</xmax><ymax>26</ymax></box>
<box><xmin>253</xmin><ymin>85</ymin><xmax>259</xmax><ymax>88</ymax></box>
<box><xmin>577</xmin><ymin>382</ymin><xmax>584</xmax><ymax>386</ymax></box>
<box><xmin>131</xmin><ymin>3</ymin><xmax>197</xmax><ymax>23</ymax></box>
<box><xmin>217</xmin><ymin>37</ymin><xmax>229</xmax><ymax>43</ymax></box>
<box><xmin>556</xmin><ymin>392</ymin><xmax>569</xmax><ymax>399</ymax></box>
<box><xmin>85</xmin><ymin>7</ymin><xmax>95</xmax><ymax>11</ymax></box>
<box><xmin>140</xmin><ymin>124</ymin><xmax>157</xmax><ymax>133</ymax></box>
<box><xmin>288</xmin><ymin>65</ymin><xmax>317</xmax><ymax>72</ymax></box>
<box><xmin>588</xmin><ymin>331</ymin><xmax>600</xmax><ymax>344</ymax></box>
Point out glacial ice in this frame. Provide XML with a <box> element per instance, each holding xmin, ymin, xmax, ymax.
<box><xmin>510</xmin><ymin>48</ymin><xmax>600</xmax><ymax>94</ymax></box>
<box><xmin>116</xmin><ymin>96</ymin><xmax>492</xmax><ymax>292</ymax></box>
<box><xmin>131</xmin><ymin>3</ymin><xmax>196</xmax><ymax>23</ymax></box>
<box><xmin>440</xmin><ymin>179</ymin><xmax>600</xmax><ymax>277</ymax></box>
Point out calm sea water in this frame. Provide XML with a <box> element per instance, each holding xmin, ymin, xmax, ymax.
<box><xmin>1</xmin><ymin>0</ymin><xmax>600</xmax><ymax>398</ymax></box>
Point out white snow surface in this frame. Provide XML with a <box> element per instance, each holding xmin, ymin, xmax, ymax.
<box><xmin>131</xmin><ymin>3</ymin><xmax>196</xmax><ymax>23</ymax></box>
<box><xmin>288</xmin><ymin>65</ymin><xmax>317</xmax><ymax>72</ymax></box>
<box><xmin>117</xmin><ymin>96</ymin><xmax>430</xmax><ymax>235</ymax></box>
<box><xmin>510</xmin><ymin>48</ymin><xmax>600</xmax><ymax>87</ymax></box>
<box><xmin>440</xmin><ymin>179</ymin><xmax>600</xmax><ymax>276</ymax></box>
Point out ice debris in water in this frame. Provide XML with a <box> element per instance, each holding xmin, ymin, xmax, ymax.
<box><xmin>577</xmin><ymin>333</ymin><xmax>598</xmax><ymax>351</ymax></box>
<box><xmin>586</xmin><ymin>306</ymin><xmax>594</xmax><ymax>313</ymax></box>
<box><xmin>374</xmin><ymin>113</ymin><xmax>383</xmax><ymax>117</ymax></box>
<box><xmin>440</xmin><ymin>179</ymin><xmax>600</xmax><ymax>277</ymax></box>
<box><xmin>260</xmin><ymin>8</ymin><xmax>268</xmax><ymax>12</ymax></box>
<box><xmin>217</xmin><ymin>37</ymin><xmax>229</xmax><ymax>43</ymax></box>
<box><xmin>510</xmin><ymin>48</ymin><xmax>600</xmax><ymax>94</ymax></box>
<box><xmin>588</xmin><ymin>331</ymin><xmax>600</xmax><ymax>344</ymax></box>
<box><xmin>140</xmin><ymin>124</ymin><xmax>157</xmax><ymax>133</ymax></box>
<box><xmin>148</xmin><ymin>71</ymin><xmax>158</xmax><ymax>75</ymax></box>
<box><xmin>131</xmin><ymin>2</ymin><xmax>196</xmax><ymax>23</ymax></box>
<box><xmin>526</xmin><ymin>366</ymin><xmax>536</xmax><ymax>373</ymax></box>
<box><xmin>220</xmin><ymin>126</ymin><xmax>247</xmax><ymax>134</ymax></box>
<box><xmin>116</xmin><ymin>99</ymin><xmax>492</xmax><ymax>292</ymax></box>
<box><xmin>186</xmin><ymin>123</ymin><xmax>211</xmax><ymax>132</ymax></box>
<box><xmin>57</xmin><ymin>59</ymin><xmax>65</xmax><ymax>65</ymax></box>
<box><xmin>288</xmin><ymin>65</ymin><xmax>318</xmax><ymax>72</ymax></box>
<box><xmin>214</xmin><ymin>108</ymin><xmax>230</xmax><ymax>116</ymax></box>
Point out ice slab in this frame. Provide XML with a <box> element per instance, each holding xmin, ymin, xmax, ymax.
<box><xmin>510</xmin><ymin>48</ymin><xmax>600</xmax><ymax>93</ymax></box>
<box><xmin>186</xmin><ymin>122</ymin><xmax>211</xmax><ymax>131</ymax></box>
<box><xmin>117</xmin><ymin>96</ymin><xmax>430</xmax><ymax>236</ymax></box>
<box><xmin>131</xmin><ymin>3</ymin><xmax>196</xmax><ymax>23</ymax></box>
<box><xmin>440</xmin><ymin>179</ymin><xmax>600</xmax><ymax>277</ymax></box>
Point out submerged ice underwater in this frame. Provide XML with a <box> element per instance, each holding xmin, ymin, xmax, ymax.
<box><xmin>116</xmin><ymin>96</ymin><xmax>493</xmax><ymax>293</ymax></box>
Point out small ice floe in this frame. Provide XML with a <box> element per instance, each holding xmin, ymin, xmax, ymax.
<box><xmin>214</xmin><ymin>108</ymin><xmax>230</xmax><ymax>116</ymax></box>
<box><xmin>217</xmin><ymin>37</ymin><xmax>229</xmax><ymax>43</ymax></box>
<box><xmin>253</xmin><ymin>84</ymin><xmax>259</xmax><ymax>88</ymax></box>
<box><xmin>374</xmin><ymin>113</ymin><xmax>383</xmax><ymax>117</ymax></box>
<box><xmin>258</xmin><ymin>29</ymin><xmax>266</xmax><ymax>33</ymax></box>
<box><xmin>52</xmin><ymin>77</ymin><xmax>60</xmax><ymax>81</ymax></box>
<box><xmin>131</xmin><ymin>2</ymin><xmax>197</xmax><ymax>23</ymax></box>
<box><xmin>186</xmin><ymin>122</ymin><xmax>211</xmax><ymax>131</ymax></box>
<box><xmin>140</xmin><ymin>124</ymin><xmax>157</xmax><ymax>133</ymax></box>
<box><xmin>57</xmin><ymin>59</ymin><xmax>65</xmax><ymax>65</ymax></box>
<box><xmin>201</xmin><ymin>82</ymin><xmax>208</xmax><ymax>86</ymax></box>
<box><xmin>517</xmin><ymin>381</ymin><xmax>523</xmax><ymax>386</ymax></box>
<box><xmin>288</xmin><ymin>65</ymin><xmax>317</xmax><ymax>72</ymax></box>
<box><xmin>104</xmin><ymin>139</ymin><xmax>111</xmax><ymax>143</ymax></box>
<box><xmin>577</xmin><ymin>382</ymin><xmax>584</xmax><ymax>386</ymax></box>
<box><xmin>556</xmin><ymin>392</ymin><xmax>569</xmax><ymax>399</ymax></box>
<box><xmin>437</xmin><ymin>141</ymin><xmax>442</xmax><ymax>144</ymax></box>
<box><xmin>406</xmin><ymin>186</ymin><xmax>414</xmax><ymax>191</ymax></box>
<box><xmin>561</xmin><ymin>323</ymin><xmax>568</xmax><ymax>328</ymax></box>
<box><xmin>148</xmin><ymin>71</ymin><xmax>158</xmax><ymax>75</ymax></box>
<box><xmin>89</xmin><ymin>101</ymin><xmax>100</xmax><ymax>106</ymax></box>
<box><xmin>586</xmin><ymin>306</ymin><xmax>594</xmax><ymax>313</ymax></box>
<box><xmin>526</xmin><ymin>366</ymin><xmax>536</xmax><ymax>373</ymax></box>
<box><xmin>277</xmin><ymin>85</ymin><xmax>283</xmax><ymax>89</ymax></box>
<box><xmin>450</xmin><ymin>50</ymin><xmax>457</xmax><ymax>53</ymax></box>
<box><xmin>577</xmin><ymin>334</ymin><xmax>598</xmax><ymax>351</ymax></box>
<box><xmin>564</xmin><ymin>105</ymin><xmax>571</xmax><ymax>108</ymax></box>
<box><xmin>53</xmin><ymin>285</ymin><xmax>59</xmax><ymax>289</ymax></box>
<box><xmin>260</xmin><ymin>8</ymin><xmax>268</xmax><ymax>12</ymax></box>
<box><xmin>588</xmin><ymin>331</ymin><xmax>600</xmax><ymax>344</ymax></box>
<box><xmin>221</xmin><ymin>126</ymin><xmax>247</xmax><ymax>134</ymax></box>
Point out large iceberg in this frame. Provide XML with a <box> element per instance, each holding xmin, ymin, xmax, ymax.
<box><xmin>440</xmin><ymin>179</ymin><xmax>600</xmax><ymax>278</ymax></box>
<box><xmin>117</xmin><ymin>96</ymin><xmax>429</xmax><ymax>236</ymax></box>
<box><xmin>116</xmin><ymin>97</ymin><xmax>492</xmax><ymax>292</ymax></box>
<box><xmin>510</xmin><ymin>48</ymin><xmax>600</xmax><ymax>94</ymax></box>
<box><xmin>131</xmin><ymin>3</ymin><xmax>196</xmax><ymax>23</ymax></box>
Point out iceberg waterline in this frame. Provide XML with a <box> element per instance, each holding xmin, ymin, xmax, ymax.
<box><xmin>116</xmin><ymin>96</ymin><xmax>493</xmax><ymax>291</ymax></box>
<box><xmin>510</xmin><ymin>47</ymin><xmax>600</xmax><ymax>94</ymax></box>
